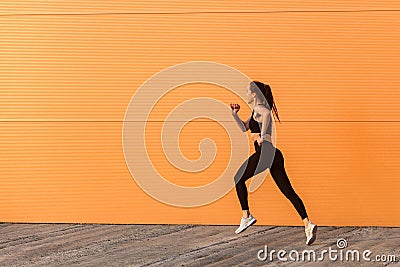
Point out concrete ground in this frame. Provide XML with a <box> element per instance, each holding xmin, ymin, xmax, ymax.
<box><xmin>0</xmin><ymin>223</ymin><xmax>399</xmax><ymax>266</ymax></box>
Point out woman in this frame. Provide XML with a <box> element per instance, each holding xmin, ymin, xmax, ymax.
<box><xmin>230</xmin><ymin>81</ymin><xmax>317</xmax><ymax>245</ymax></box>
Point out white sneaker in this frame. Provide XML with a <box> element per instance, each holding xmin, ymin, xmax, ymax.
<box><xmin>235</xmin><ymin>214</ymin><xmax>257</xmax><ymax>234</ymax></box>
<box><xmin>305</xmin><ymin>220</ymin><xmax>317</xmax><ymax>245</ymax></box>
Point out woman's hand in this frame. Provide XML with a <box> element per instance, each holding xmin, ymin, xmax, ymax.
<box><xmin>230</xmin><ymin>103</ymin><xmax>240</xmax><ymax>113</ymax></box>
<box><xmin>257</xmin><ymin>135</ymin><xmax>263</xmax><ymax>146</ymax></box>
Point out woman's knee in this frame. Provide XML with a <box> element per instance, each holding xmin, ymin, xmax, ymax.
<box><xmin>235</xmin><ymin>179</ymin><xmax>245</xmax><ymax>188</ymax></box>
<box><xmin>234</xmin><ymin>174</ymin><xmax>250</xmax><ymax>187</ymax></box>
<box><xmin>234</xmin><ymin>165</ymin><xmax>255</xmax><ymax>184</ymax></box>
<box><xmin>234</xmin><ymin>172</ymin><xmax>244</xmax><ymax>185</ymax></box>
<box><xmin>283</xmin><ymin>189</ymin><xmax>301</xmax><ymax>202</ymax></box>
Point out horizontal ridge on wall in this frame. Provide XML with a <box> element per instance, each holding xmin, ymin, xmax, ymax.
<box><xmin>2</xmin><ymin>1</ymin><xmax>400</xmax><ymax>15</ymax></box>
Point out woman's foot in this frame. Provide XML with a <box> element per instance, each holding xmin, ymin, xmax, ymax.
<box><xmin>305</xmin><ymin>220</ymin><xmax>317</xmax><ymax>245</ymax></box>
<box><xmin>235</xmin><ymin>214</ymin><xmax>257</xmax><ymax>234</ymax></box>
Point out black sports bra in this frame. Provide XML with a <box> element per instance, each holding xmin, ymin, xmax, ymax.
<box><xmin>249</xmin><ymin>110</ymin><xmax>272</xmax><ymax>135</ymax></box>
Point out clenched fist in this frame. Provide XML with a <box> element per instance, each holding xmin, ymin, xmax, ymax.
<box><xmin>230</xmin><ymin>103</ymin><xmax>240</xmax><ymax>113</ymax></box>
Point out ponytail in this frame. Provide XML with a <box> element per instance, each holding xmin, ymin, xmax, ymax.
<box><xmin>264</xmin><ymin>84</ymin><xmax>281</xmax><ymax>123</ymax></box>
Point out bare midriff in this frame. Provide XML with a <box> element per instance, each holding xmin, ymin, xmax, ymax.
<box><xmin>250</xmin><ymin>133</ymin><xmax>272</xmax><ymax>143</ymax></box>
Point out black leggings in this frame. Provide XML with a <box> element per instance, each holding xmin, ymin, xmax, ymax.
<box><xmin>234</xmin><ymin>141</ymin><xmax>308</xmax><ymax>220</ymax></box>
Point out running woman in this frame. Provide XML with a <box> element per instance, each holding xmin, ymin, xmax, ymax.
<box><xmin>230</xmin><ymin>81</ymin><xmax>317</xmax><ymax>245</ymax></box>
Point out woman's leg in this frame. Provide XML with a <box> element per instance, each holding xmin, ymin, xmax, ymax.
<box><xmin>234</xmin><ymin>142</ymin><xmax>275</xmax><ymax>214</ymax></box>
<box><xmin>270</xmin><ymin>146</ymin><xmax>317</xmax><ymax>245</ymax></box>
<box><xmin>234</xmin><ymin>151</ymin><xmax>261</xmax><ymax>212</ymax></box>
<box><xmin>269</xmin><ymin>147</ymin><xmax>308</xmax><ymax>220</ymax></box>
<box><xmin>234</xmin><ymin>147</ymin><xmax>266</xmax><ymax>233</ymax></box>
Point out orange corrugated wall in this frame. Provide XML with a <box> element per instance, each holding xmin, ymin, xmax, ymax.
<box><xmin>1</xmin><ymin>1</ymin><xmax>400</xmax><ymax>226</ymax></box>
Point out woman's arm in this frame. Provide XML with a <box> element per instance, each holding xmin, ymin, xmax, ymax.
<box><xmin>254</xmin><ymin>105</ymin><xmax>271</xmax><ymax>144</ymax></box>
<box><xmin>230</xmin><ymin>103</ymin><xmax>249</xmax><ymax>132</ymax></box>
<box><xmin>231</xmin><ymin>110</ymin><xmax>249</xmax><ymax>132</ymax></box>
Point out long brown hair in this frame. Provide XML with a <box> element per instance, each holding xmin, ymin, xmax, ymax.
<box><xmin>250</xmin><ymin>81</ymin><xmax>281</xmax><ymax>123</ymax></box>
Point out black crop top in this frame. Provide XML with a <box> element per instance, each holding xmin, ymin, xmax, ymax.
<box><xmin>249</xmin><ymin>110</ymin><xmax>272</xmax><ymax>135</ymax></box>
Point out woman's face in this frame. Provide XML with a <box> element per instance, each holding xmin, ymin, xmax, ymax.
<box><xmin>246</xmin><ymin>88</ymin><xmax>255</xmax><ymax>104</ymax></box>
